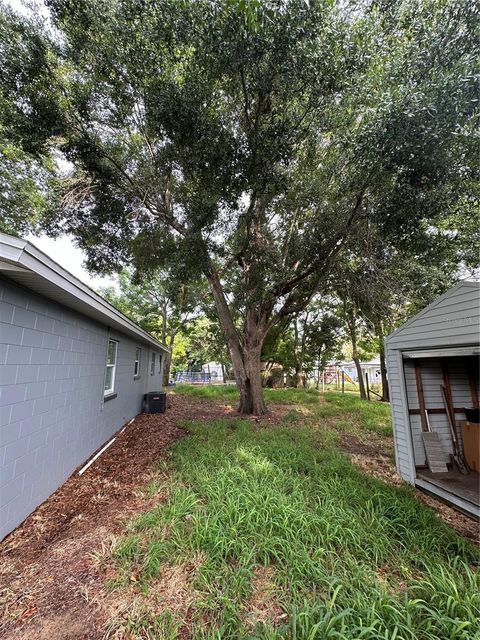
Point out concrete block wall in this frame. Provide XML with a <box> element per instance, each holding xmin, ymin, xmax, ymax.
<box><xmin>0</xmin><ymin>276</ymin><xmax>164</xmax><ymax>539</ymax></box>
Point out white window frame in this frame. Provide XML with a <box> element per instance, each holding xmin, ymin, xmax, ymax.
<box><xmin>151</xmin><ymin>351</ymin><xmax>156</xmax><ymax>376</ymax></box>
<box><xmin>104</xmin><ymin>339</ymin><xmax>118</xmax><ymax>396</ymax></box>
<box><xmin>134</xmin><ymin>347</ymin><xmax>141</xmax><ymax>378</ymax></box>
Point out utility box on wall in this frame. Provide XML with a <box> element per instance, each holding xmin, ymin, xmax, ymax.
<box><xmin>144</xmin><ymin>391</ymin><xmax>167</xmax><ymax>414</ymax></box>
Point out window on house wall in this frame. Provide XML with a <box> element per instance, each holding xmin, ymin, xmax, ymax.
<box><xmin>134</xmin><ymin>347</ymin><xmax>141</xmax><ymax>377</ymax></box>
<box><xmin>104</xmin><ymin>339</ymin><xmax>118</xmax><ymax>395</ymax></box>
<box><xmin>158</xmin><ymin>353</ymin><xmax>162</xmax><ymax>374</ymax></box>
<box><xmin>151</xmin><ymin>351</ymin><xmax>155</xmax><ymax>376</ymax></box>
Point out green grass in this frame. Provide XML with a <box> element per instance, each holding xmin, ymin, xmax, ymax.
<box><xmin>105</xmin><ymin>390</ymin><xmax>479</xmax><ymax>639</ymax></box>
<box><xmin>173</xmin><ymin>384</ymin><xmax>392</xmax><ymax>437</ymax></box>
<box><xmin>173</xmin><ymin>383</ymin><xmax>240</xmax><ymax>402</ymax></box>
<box><xmin>321</xmin><ymin>392</ymin><xmax>393</xmax><ymax>437</ymax></box>
<box><xmin>173</xmin><ymin>383</ymin><xmax>322</xmax><ymax>405</ymax></box>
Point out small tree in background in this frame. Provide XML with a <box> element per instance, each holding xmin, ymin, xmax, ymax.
<box><xmin>262</xmin><ymin>299</ymin><xmax>342</xmax><ymax>388</ymax></box>
<box><xmin>99</xmin><ymin>270</ymin><xmax>205</xmax><ymax>385</ymax></box>
<box><xmin>173</xmin><ymin>316</ymin><xmax>231</xmax><ymax>379</ymax></box>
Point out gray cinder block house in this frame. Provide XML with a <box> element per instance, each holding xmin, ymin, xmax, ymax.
<box><xmin>385</xmin><ymin>281</ymin><xmax>480</xmax><ymax>518</ymax></box>
<box><xmin>0</xmin><ymin>233</ymin><xmax>168</xmax><ymax>539</ymax></box>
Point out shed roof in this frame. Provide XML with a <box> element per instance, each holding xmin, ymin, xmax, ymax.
<box><xmin>385</xmin><ymin>280</ymin><xmax>480</xmax><ymax>350</ymax></box>
<box><xmin>0</xmin><ymin>232</ymin><xmax>168</xmax><ymax>351</ymax></box>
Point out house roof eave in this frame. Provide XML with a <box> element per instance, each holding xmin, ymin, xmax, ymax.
<box><xmin>0</xmin><ymin>232</ymin><xmax>169</xmax><ymax>352</ymax></box>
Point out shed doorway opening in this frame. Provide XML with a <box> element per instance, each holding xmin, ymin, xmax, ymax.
<box><xmin>404</xmin><ymin>353</ymin><xmax>479</xmax><ymax>515</ymax></box>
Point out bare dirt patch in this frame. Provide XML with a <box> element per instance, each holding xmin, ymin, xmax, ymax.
<box><xmin>102</xmin><ymin>558</ymin><xmax>202</xmax><ymax>640</ymax></box>
<box><xmin>340</xmin><ymin>432</ymin><xmax>402</xmax><ymax>487</ymax></box>
<box><xmin>242</xmin><ymin>566</ymin><xmax>286</xmax><ymax>629</ymax></box>
<box><xmin>148</xmin><ymin>560</ymin><xmax>197</xmax><ymax>616</ymax></box>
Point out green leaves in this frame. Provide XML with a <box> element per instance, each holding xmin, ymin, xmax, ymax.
<box><xmin>1</xmin><ymin>0</ymin><xmax>478</xmax><ymax>409</ymax></box>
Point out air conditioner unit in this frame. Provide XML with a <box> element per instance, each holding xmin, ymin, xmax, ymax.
<box><xmin>144</xmin><ymin>391</ymin><xmax>167</xmax><ymax>414</ymax></box>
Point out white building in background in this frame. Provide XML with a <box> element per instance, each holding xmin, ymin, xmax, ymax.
<box><xmin>321</xmin><ymin>358</ymin><xmax>381</xmax><ymax>386</ymax></box>
<box><xmin>341</xmin><ymin>359</ymin><xmax>382</xmax><ymax>384</ymax></box>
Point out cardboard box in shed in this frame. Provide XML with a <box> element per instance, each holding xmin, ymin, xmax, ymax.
<box><xmin>460</xmin><ymin>421</ymin><xmax>480</xmax><ymax>472</ymax></box>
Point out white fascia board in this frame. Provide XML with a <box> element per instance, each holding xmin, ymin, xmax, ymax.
<box><xmin>0</xmin><ymin>232</ymin><xmax>169</xmax><ymax>352</ymax></box>
<box><xmin>0</xmin><ymin>234</ymin><xmax>26</xmax><ymax>263</ymax></box>
<box><xmin>402</xmin><ymin>346</ymin><xmax>480</xmax><ymax>359</ymax></box>
<box><xmin>0</xmin><ymin>260</ymin><xmax>30</xmax><ymax>273</ymax></box>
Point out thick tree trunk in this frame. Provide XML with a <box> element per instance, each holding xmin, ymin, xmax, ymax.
<box><xmin>375</xmin><ymin>321</ymin><xmax>389</xmax><ymax>402</ymax></box>
<box><xmin>239</xmin><ymin>344</ymin><xmax>266</xmax><ymax>414</ymax></box>
<box><xmin>241</xmin><ymin>307</ymin><xmax>268</xmax><ymax>414</ymax></box>
<box><xmin>294</xmin><ymin>366</ymin><xmax>304</xmax><ymax>388</ymax></box>
<box><xmin>206</xmin><ymin>267</ymin><xmax>268</xmax><ymax>415</ymax></box>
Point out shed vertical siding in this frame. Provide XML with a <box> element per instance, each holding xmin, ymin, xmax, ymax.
<box><xmin>386</xmin><ymin>281</ymin><xmax>479</xmax><ymax>513</ymax></box>
<box><xmin>0</xmin><ymin>276</ymin><xmax>164</xmax><ymax>539</ymax></box>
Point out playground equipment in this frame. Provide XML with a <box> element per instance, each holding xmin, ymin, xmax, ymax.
<box><xmin>322</xmin><ymin>365</ymin><xmax>356</xmax><ymax>387</ymax></box>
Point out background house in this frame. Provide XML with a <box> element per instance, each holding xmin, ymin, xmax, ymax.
<box><xmin>339</xmin><ymin>358</ymin><xmax>381</xmax><ymax>384</ymax></box>
<box><xmin>385</xmin><ymin>281</ymin><xmax>479</xmax><ymax>518</ymax></box>
<box><xmin>321</xmin><ymin>359</ymin><xmax>381</xmax><ymax>386</ymax></box>
<box><xmin>0</xmin><ymin>233</ymin><xmax>168</xmax><ymax>539</ymax></box>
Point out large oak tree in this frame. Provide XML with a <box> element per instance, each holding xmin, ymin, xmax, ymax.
<box><xmin>1</xmin><ymin>0</ymin><xmax>478</xmax><ymax>413</ymax></box>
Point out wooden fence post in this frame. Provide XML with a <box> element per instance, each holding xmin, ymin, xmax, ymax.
<box><xmin>365</xmin><ymin>372</ymin><xmax>371</xmax><ymax>401</ymax></box>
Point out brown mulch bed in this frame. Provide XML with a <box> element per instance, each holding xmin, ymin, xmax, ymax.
<box><xmin>0</xmin><ymin>394</ymin><xmax>286</xmax><ymax>640</ymax></box>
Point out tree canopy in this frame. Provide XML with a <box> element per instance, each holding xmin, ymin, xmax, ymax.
<box><xmin>1</xmin><ymin>0</ymin><xmax>478</xmax><ymax>412</ymax></box>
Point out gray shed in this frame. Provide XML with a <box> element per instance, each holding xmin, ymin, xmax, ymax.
<box><xmin>0</xmin><ymin>233</ymin><xmax>169</xmax><ymax>539</ymax></box>
<box><xmin>385</xmin><ymin>281</ymin><xmax>480</xmax><ymax>518</ymax></box>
